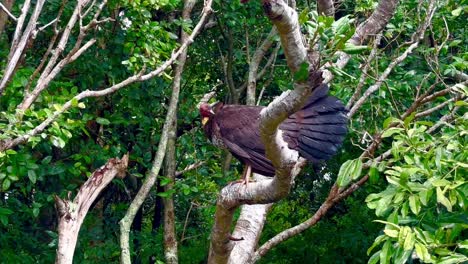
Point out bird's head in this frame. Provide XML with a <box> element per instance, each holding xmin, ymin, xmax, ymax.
<box><xmin>199</xmin><ymin>103</ymin><xmax>215</xmax><ymax>126</ymax></box>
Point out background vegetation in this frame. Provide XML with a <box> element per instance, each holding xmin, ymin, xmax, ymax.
<box><xmin>0</xmin><ymin>0</ymin><xmax>466</xmax><ymax>263</ymax></box>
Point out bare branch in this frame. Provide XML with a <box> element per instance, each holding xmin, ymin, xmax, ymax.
<box><xmin>209</xmin><ymin>1</ymin><xmax>312</xmax><ymax>262</ymax></box>
<box><xmin>251</xmin><ymin>185</ymin><xmax>338</xmax><ymax>263</ymax></box>
<box><xmin>415</xmin><ymin>98</ymin><xmax>456</xmax><ymax>119</ymax></box>
<box><xmin>16</xmin><ymin>0</ymin><xmax>93</xmax><ymax>110</ymax></box>
<box><xmin>246</xmin><ymin>27</ymin><xmax>278</xmax><ymax>105</ymax></box>
<box><xmin>323</xmin><ymin>0</ymin><xmax>400</xmax><ymax>83</ymax></box>
<box><xmin>175</xmin><ymin>161</ymin><xmax>206</xmax><ymax>177</ymax></box>
<box><xmin>9</xmin><ymin>0</ymin><xmax>31</xmax><ymax>57</ymax></box>
<box><xmin>69</xmin><ymin>39</ymin><xmax>97</xmax><ymax>62</ymax></box>
<box><xmin>55</xmin><ymin>155</ymin><xmax>128</xmax><ymax>264</ymax></box>
<box><xmin>0</xmin><ymin>0</ymin><xmax>45</xmax><ymax>95</ymax></box>
<box><xmin>162</xmin><ymin>1</ymin><xmax>196</xmax><ymax>262</ymax></box>
<box><xmin>229</xmin><ymin>174</ymin><xmax>273</xmax><ymax>264</ymax></box>
<box><xmin>346</xmin><ymin>34</ymin><xmax>382</xmax><ymax>109</ymax></box>
<box><xmin>0</xmin><ymin>2</ymin><xmax>17</xmax><ymax>21</ymax></box>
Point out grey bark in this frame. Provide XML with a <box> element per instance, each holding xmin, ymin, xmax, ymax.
<box><xmin>162</xmin><ymin>1</ymin><xmax>196</xmax><ymax>263</ymax></box>
<box><xmin>55</xmin><ymin>155</ymin><xmax>128</xmax><ymax>264</ymax></box>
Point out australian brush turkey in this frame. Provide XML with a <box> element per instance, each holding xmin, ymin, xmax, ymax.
<box><xmin>199</xmin><ymin>84</ymin><xmax>347</xmax><ymax>181</ymax></box>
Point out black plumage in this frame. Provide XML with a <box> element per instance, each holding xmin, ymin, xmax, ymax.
<box><xmin>199</xmin><ymin>84</ymin><xmax>348</xmax><ymax>176</ymax></box>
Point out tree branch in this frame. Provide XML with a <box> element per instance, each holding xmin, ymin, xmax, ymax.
<box><xmin>246</xmin><ymin>27</ymin><xmax>278</xmax><ymax>105</ymax></box>
<box><xmin>0</xmin><ymin>2</ymin><xmax>17</xmax><ymax>21</ymax></box>
<box><xmin>0</xmin><ymin>0</ymin><xmax>45</xmax><ymax>95</ymax></box>
<box><xmin>323</xmin><ymin>0</ymin><xmax>400</xmax><ymax>83</ymax></box>
<box><xmin>162</xmin><ymin>1</ymin><xmax>196</xmax><ymax>263</ymax></box>
<box><xmin>251</xmin><ymin>2</ymin><xmax>439</xmax><ymax>260</ymax></box>
<box><xmin>55</xmin><ymin>154</ymin><xmax>128</xmax><ymax>264</ymax></box>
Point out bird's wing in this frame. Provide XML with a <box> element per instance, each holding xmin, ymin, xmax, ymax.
<box><xmin>215</xmin><ymin>105</ymin><xmax>276</xmax><ymax>176</ymax></box>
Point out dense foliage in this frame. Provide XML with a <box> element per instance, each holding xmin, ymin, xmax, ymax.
<box><xmin>0</xmin><ymin>0</ymin><xmax>466</xmax><ymax>263</ymax></box>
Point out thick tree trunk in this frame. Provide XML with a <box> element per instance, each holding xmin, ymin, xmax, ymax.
<box><xmin>161</xmin><ymin>1</ymin><xmax>196</xmax><ymax>263</ymax></box>
<box><xmin>55</xmin><ymin>155</ymin><xmax>128</xmax><ymax>264</ymax></box>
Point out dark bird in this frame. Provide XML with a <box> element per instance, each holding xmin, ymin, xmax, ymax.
<box><xmin>199</xmin><ymin>84</ymin><xmax>347</xmax><ymax>181</ymax></box>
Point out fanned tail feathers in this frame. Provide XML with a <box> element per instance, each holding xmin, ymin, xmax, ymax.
<box><xmin>280</xmin><ymin>84</ymin><xmax>348</xmax><ymax>162</ymax></box>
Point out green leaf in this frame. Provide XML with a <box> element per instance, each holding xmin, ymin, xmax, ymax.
<box><xmin>383</xmin><ymin>228</ymin><xmax>399</xmax><ymax>238</ymax></box>
<box><xmin>368</xmin><ymin>251</ymin><xmax>380</xmax><ymax>264</ymax></box>
<box><xmin>293</xmin><ymin>62</ymin><xmax>309</xmax><ymax>82</ymax></box>
<box><xmin>51</xmin><ymin>136</ymin><xmax>66</xmax><ymax>148</ymax></box>
<box><xmin>28</xmin><ymin>170</ymin><xmax>37</xmax><ymax>184</ymax></box>
<box><xmin>403</xmin><ymin>112</ymin><xmax>415</xmax><ymax>128</ymax></box>
<box><xmin>78</xmin><ymin>102</ymin><xmax>86</xmax><ymax>109</ymax></box>
<box><xmin>414</xmin><ymin>242</ymin><xmax>430</xmax><ymax>262</ymax></box>
<box><xmin>42</xmin><ymin>156</ymin><xmax>52</xmax><ymax>164</ymax></box>
<box><xmin>96</xmin><ymin>117</ymin><xmax>111</xmax><ymax>125</ymax></box>
<box><xmin>383</xmin><ymin>117</ymin><xmax>402</xmax><ymax>129</ymax></box>
<box><xmin>432</xmin><ymin>178</ymin><xmax>450</xmax><ymax>187</ymax></box>
<box><xmin>71</xmin><ymin>98</ymin><xmax>78</xmax><ymax>107</ymax></box>
<box><xmin>2</xmin><ymin>179</ymin><xmax>11</xmax><ymax>191</ymax></box>
<box><xmin>381</xmin><ymin>128</ymin><xmax>404</xmax><ymax>138</ymax></box>
<box><xmin>379</xmin><ymin>240</ymin><xmax>392</xmax><ymax>264</ymax></box>
<box><xmin>409</xmin><ymin>195</ymin><xmax>421</xmax><ymax>215</ymax></box>
<box><xmin>459</xmin><ymin>240</ymin><xmax>468</xmax><ymax>249</ymax></box>
<box><xmin>436</xmin><ymin>187</ymin><xmax>452</xmax><ymax>212</ymax></box>
<box><xmin>368</xmin><ymin>235</ymin><xmax>387</xmax><ymax>255</ymax></box>
<box><xmin>0</xmin><ymin>207</ymin><xmax>13</xmax><ymax>215</ymax></box>
<box><xmin>0</xmin><ymin>215</ymin><xmax>8</xmax><ymax>226</ymax></box>
<box><xmin>337</xmin><ymin>158</ymin><xmax>363</xmax><ymax>187</ymax></box>
<box><xmin>33</xmin><ymin>207</ymin><xmax>40</xmax><ymax>217</ymax></box>
<box><xmin>369</xmin><ymin>166</ymin><xmax>379</xmax><ymax>183</ymax></box>
<box><xmin>298</xmin><ymin>7</ymin><xmax>309</xmax><ymax>24</ymax></box>
<box><xmin>343</xmin><ymin>43</ymin><xmax>369</xmax><ymax>54</ymax></box>
<box><xmin>403</xmin><ymin>230</ymin><xmax>415</xmax><ymax>251</ymax></box>
<box><xmin>451</xmin><ymin>7</ymin><xmax>462</xmax><ymax>16</ymax></box>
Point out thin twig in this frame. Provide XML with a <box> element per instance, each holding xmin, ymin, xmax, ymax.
<box><xmin>0</xmin><ymin>2</ymin><xmax>17</xmax><ymax>21</ymax></box>
<box><xmin>180</xmin><ymin>202</ymin><xmax>195</xmax><ymax>242</ymax></box>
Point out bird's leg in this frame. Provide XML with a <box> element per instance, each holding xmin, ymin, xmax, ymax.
<box><xmin>241</xmin><ymin>165</ymin><xmax>252</xmax><ymax>186</ymax></box>
<box><xmin>228</xmin><ymin>165</ymin><xmax>254</xmax><ymax>186</ymax></box>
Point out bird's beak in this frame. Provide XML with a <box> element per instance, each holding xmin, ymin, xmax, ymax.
<box><xmin>202</xmin><ymin>117</ymin><xmax>209</xmax><ymax>126</ymax></box>
<box><xmin>210</xmin><ymin>109</ymin><xmax>215</xmax><ymax>115</ymax></box>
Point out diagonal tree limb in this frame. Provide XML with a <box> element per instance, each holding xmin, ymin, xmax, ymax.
<box><xmin>323</xmin><ymin>0</ymin><xmax>400</xmax><ymax>83</ymax></box>
<box><xmin>246</xmin><ymin>27</ymin><xmax>278</xmax><ymax>105</ymax></box>
<box><xmin>0</xmin><ymin>2</ymin><xmax>16</xmax><ymax>21</ymax></box>
<box><xmin>55</xmin><ymin>154</ymin><xmax>128</xmax><ymax>264</ymax></box>
<box><xmin>0</xmin><ymin>0</ymin><xmax>45</xmax><ymax>95</ymax></box>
